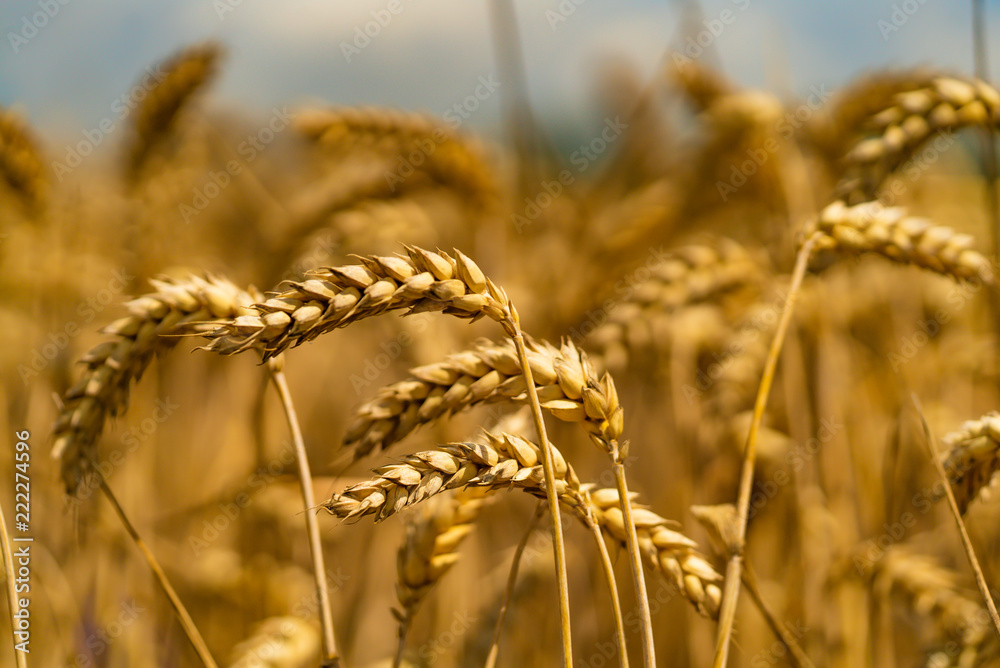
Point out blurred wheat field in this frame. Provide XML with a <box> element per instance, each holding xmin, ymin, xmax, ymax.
<box><xmin>4</xmin><ymin>10</ymin><xmax>1000</xmax><ymax>668</ymax></box>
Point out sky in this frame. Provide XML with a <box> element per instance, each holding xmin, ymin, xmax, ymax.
<box><xmin>2</xmin><ymin>0</ymin><xmax>999</xmax><ymax>148</ymax></box>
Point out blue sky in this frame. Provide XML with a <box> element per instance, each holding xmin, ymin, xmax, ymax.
<box><xmin>2</xmin><ymin>0</ymin><xmax>999</xmax><ymax>146</ymax></box>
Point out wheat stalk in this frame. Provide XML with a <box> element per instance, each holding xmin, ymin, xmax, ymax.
<box><xmin>807</xmin><ymin>200</ymin><xmax>994</xmax><ymax>283</ymax></box>
<box><xmin>937</xmin><ymin>413</ymin><xmax>1000</xmax><ymax>514</ymax></box>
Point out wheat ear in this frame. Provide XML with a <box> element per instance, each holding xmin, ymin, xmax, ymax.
<box><xmin>936</xmin><ymin>412</ymin><xmax>1000</xmax><ymax>514</ymax></box>
<box><xmin>323</xmin><ymin>432</ymin><xmax>723</xmax><ymax>618</ymax></box>
<box><xmin>839</xmin><ymin>75</ymin><xmax>1000</xmax><ymax>202</ymax></box>
<box><xmin>124</xmin><ymin>42</ymin><xmax>222</xmax><ymax>181</ymax></box>
<box><xmin>587</xmin><ymin>239</ymin><xmax>762</xmax><ymax>370</ymax></box>
<box><xmin>0</xmin><ymin>107</ymin><xmax>46</xmax><ymax>210</ymax></box>
<box><xmin>807</xmin><ymin>200</ymin><xmax>994</xmax><ymax>283</ymax></box>
<box><xmin>52</xmin><ymin>275</ymin><xmax>262</xmax><ymax>495</ymax></box>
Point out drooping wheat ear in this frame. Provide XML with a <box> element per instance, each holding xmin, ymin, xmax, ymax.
<box><xmin>856</xmin><ymin>545</ymin><xmax>990</xmax><ymax>662</ymax></box>
<box><xmin>202</xmin><ymin>247</ymin><xmax>516</xmax><ymax>359</ymax></box>
<box><xmin>125</xmin><ymin>42</ymin><xmax>222</xmax><ymax>181</ymax></box>
<box><xmin>668</xmin><ymin>57</ymin><xmax>736</xmax><ymax>113</ymax></box>
<box><xmin>52</xmin><ymin>275</ymin><xmax>262</xmax><ymax>495</ymax></box>
<box><xmin>323</xmin><ymin>433</ymin><xmax>722</xmax><ymax>617</ymax></box>
<box><xmin>803</xmin><ymin>68</ymin><xmax>937</xmax><ymax>167</ymax></box>
<box><xmin>806</xmin><ymin>200</ymin><xmax>994</xmax><ymax>283</ymax></box>
<box><xmin>936</xmin><ymin>412</ymin><xmax>1000</xmax><ymax>514</ymax></box>
<box><xmin>586</xmin><ymin>239</ymin><xmax>764</xmax><ymax>370</ymax></box>
<box><xmin>229</xmin><ymin>616</ymin><xmax>321</xmax><ymax>668</ymax></box>
<box><xmin>342</xmin><ymin>337</ymin><xmax>617</xmax><ymax>461</ymax></box>
<box><xmin>0</xmin><ymin>107</ymin><xmax>46</xmax><ymax>209</ymax></box>
<box><xmin>393</xmin><ymin>410</ymin><xmax>528</xmax><ymax>628</ymax></box>
<box><xmin>324</xmin><ymin>432</ymin><xmax>724</xmax><ymax>618</ymax></box>
<box><xmin>295</xmin><ymin>107</ymin><xmax>499</xmax><ymax>213</ymax></box>
<box><xmin>395</xmin><ymin>487</ymin><xmax>491</xmax><ymax>624</ymax></box>
<box><xmin>323</xmin><ymin>431</ymin><xmax>580</xmax><ymax>522</ymax></box>
<box><xmin>838</xmin><ymin>75</ymin><xmax>1000</xmax><ymax>202</ymax></box>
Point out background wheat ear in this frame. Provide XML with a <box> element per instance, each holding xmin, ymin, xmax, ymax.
<box><xmin>52</xmin><ymin>274</ymin><xmax>261</xmax><ymax>495</ymax></box>
<box><xmin>0</xmin><ymin>107</ymin><xmax>47</xmax><ymax>212</ymax></box>
<box><xmin>124</xmin><ymin>42</ymin><xmax>223</xmax><ymax>183</ymax></box>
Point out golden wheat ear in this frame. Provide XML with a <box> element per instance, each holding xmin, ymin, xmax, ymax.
<box><xmin>124</xmin><ymin>42</ymin><xmax>223</xmax><ymax>183</ymax></box>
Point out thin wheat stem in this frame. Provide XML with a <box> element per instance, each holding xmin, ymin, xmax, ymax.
<box><xmin>0</xmin><ymin>499</ymin><xmax>27</xmax><ymax>668</ymax></box>
<box><xmin>510</xmin><ymin>316</ymin><xmax>573</xmax><ymax>667</ymax></box>
<box><xmin>911</xmin><ymin>393</ymin><xmax>1000</xmax><ymax>641</ymax></box>
<box><xmin>741</xmin><ymin>565</ymin><xmax>815</xmax><ymax>668</ymax></box>
<box><xmin>270</xmin><ymin>360</ymin><xmax>342</xmax><ymax>668</ymax></box>
<box><xmin>713</xmin><ymin>233</ymin><xmax>821</xmax><ymax>668</ymax></box>
<box><xmin>585</xmin><ymin>511</ymin><xmax>629</xmax><ymax>668</ymax></box>
<box><xmin>485</xmin><ymin>502</ymin><xmax>545</xmax><ymax>668</ymax></box>
<box><xmin>613</xmin><ymin>462</ymin><xmax>654</xmax><ymax>667</ymax></box>
<box><xmin>98</xmin><ymin>476</ymin><xmax>218</xmax><ymax>668</ymax></box>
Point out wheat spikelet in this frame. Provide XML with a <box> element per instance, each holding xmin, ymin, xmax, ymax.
<box><xmin>324</xmin><ymin>431</ymin><xmax>723</xmax><ymax>618</ymax></box>
<box><xmin>0</xmin><ymin>107</ymin><xmax>46</xmax><ymax>209</ymax></box>
<box><xmin>839</xmin><ymin>75</ymin><xmax>1000</xmax><ymax>201</ymax></box>
<box><xmin>52</xmin><ymin>274</ymin><xmax>261</xmax><ymax>494</ymax></box>
<box><xmin>807</xmin><ymin>200</ymin><xmax>994</xmax><ymax>283</ymax></box>
<box><xmin>937</xmin><ymin>413</ymin><xmax>1000</xmax><ymax>514</ymax></box>
<box><xmin>203</xmin><ymin>247</ymin><xmax>516</xmax><ymax>359</ymax></box>
<box><xmin>125</xmin><ymin>42</ymin><xmax>222</xmax><ymax>181</ymax></box>
<box><xmin>342</xmin><ymin>337</ymin><xmax>619</xmax><ymax>461</ymax></box>
<box><xmin>586</xmin><ymin>239</ymin><xmax>763</xmax><ymax>369</ymax></box>
<box><xmin>295</xmin><ymin>107</ymin><xmax>499</xmax><ymax>213</ymax></box>
<box><xmin>229</xmin><ymin>616</ymin><xmax>321</xmax><ymax>668</ymax></box>
<box><xmin>857</xmin><ymin>545</ymin><xmax>989</xmax><ymax>662</ymax></box>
